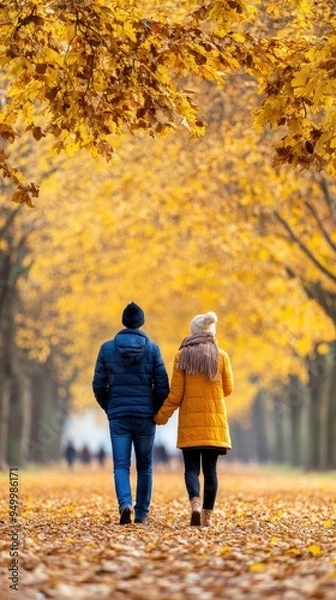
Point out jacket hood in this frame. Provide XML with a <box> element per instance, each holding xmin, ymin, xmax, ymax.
<box><xmin>114</xmin><ymin>329</ymin><xmax>149</xmax><ymax>366</ymax></box>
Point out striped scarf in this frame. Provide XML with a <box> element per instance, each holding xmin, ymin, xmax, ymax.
<box><xmin>178</xmin><ymin>333</ymin><xmax>219</xmax><ymax>381</ymax></box>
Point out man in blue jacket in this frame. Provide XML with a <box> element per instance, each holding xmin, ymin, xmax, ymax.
<box><xmin>92</xmin><ymin>302</ymin><xmax>169</xmax><ymax>524</ymax></box>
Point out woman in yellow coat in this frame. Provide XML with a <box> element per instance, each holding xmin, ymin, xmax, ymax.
<box><xmin>154</xmin><ymin>311</ymin><xmax>234</xmax><ymax>527</ymax></box>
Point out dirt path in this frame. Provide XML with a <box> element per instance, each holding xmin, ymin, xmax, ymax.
<box><xmin>0</xmin><ymin>466</ymin><xmax>335</xmax><ymax>599</ymax></box>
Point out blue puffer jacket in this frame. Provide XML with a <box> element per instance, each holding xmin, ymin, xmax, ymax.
<box><xmin>92</xmin><ymin>329</ymin><xmax>169</xmax><ymax>420</ymax></box>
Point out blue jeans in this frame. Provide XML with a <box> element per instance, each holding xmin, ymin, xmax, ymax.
<box><xmin>109</xmin><ymin>417</ymin><xmax>156</xmax><ymax>521</ymax></box>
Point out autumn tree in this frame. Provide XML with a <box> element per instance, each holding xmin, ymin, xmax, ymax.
<box><xmin>1</xmin><ymin>3</ymin><xmax>336</xmax><ymax>470</ymax></box>
<box><xmin>2</xmin><ymin>0</ymin><xmax>336</xmax><ymax>206</ymax></box>
<box><xmin>0</xmin><ymin>204</ymin><xmax>23</xmax><ymax>468</ymax></box>
<box><xmin>0</xmin><ymin>139</ymin><xmax>76</xmax><ymax>467</ymax></box>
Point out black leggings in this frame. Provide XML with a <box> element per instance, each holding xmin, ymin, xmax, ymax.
<box><xmin>182</xmin><ymin>448</ymin><xmax>219</xmax><ymax>510</ymax></box>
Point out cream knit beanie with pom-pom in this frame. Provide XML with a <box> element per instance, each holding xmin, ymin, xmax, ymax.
<box><xmin>190</xmin><ymin>311</ymin><xmax>217</xmax><ymax>335</ymax></box>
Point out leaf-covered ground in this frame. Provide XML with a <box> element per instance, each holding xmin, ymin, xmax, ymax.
<box><xmin>1</xmin><ymin>464</ymin><xmax>335</xmax><ymax>599</ymax></box>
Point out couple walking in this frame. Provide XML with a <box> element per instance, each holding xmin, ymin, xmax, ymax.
<box><xmin>92</xmin><ymin>302</ymin><xmax>234</xmax><ymax>527</ymax></box>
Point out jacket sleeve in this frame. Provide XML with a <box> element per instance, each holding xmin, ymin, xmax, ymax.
<box><xmin>92</xmin><ymin>345</ymin><xmax>109</xmax><ymax>413</ymax></box>
<box><xmin>154</xmin><ymin>353</ymin><xmax>185</xmax><ymax>425</ymax></box>
<box><xmin>152</xmin><ymin>344</ymin><xmax>170</xmax><ymax>412</ymax></box>
<box><xmin>222</xmin><ymin>351</ymin><xmax>234</xmax><ymax>397</ymax></box>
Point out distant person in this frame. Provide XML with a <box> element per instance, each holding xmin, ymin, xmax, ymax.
<box><xmin>80</xmin><ymin>444</ymin><xmax>92</xmax><ymax>465</ymax></box>
<box><xmin>92</xmin><ymin>302</ymin><xmax>169</xmax><ymax>524</ymax></box>
<box><xmin>97</xmin><ymin>446</ymin><xmax>107</xmax><ymax>467</ymax></box>
<box><xmin>64</xmin><ymin>441</ymin><xmax>76</xmax><ymax>469</ymax></box>
<box><xmin>154</xmin><ymin>442</ymin><xmax>170</xmax><ymax>466</ymax></box>
<box><xmin>155</xmin><ymin>311</ymin><xmax>234</xmax><ymax>527</ymax></box>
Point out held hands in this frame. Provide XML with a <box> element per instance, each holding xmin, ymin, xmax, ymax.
<box><xmin>154</xmin><ymin>412</ymin><xmax>168</xmax><ymax>426</ymax></box>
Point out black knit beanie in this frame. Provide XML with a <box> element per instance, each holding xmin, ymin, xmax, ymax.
<box><xmin>122</xmin><ymin>302</ymin><xmax>145</xmax><ymax>329</ymax></box>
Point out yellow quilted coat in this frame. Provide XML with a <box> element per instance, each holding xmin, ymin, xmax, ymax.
<box><xmin>154</xmin><ymin>349</ymin><xmax>234</xmax><ymax>449</ymax></box>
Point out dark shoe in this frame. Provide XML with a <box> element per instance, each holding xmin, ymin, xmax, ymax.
<box><xmin>190</xmin><ymin>497</ymin><xmax>201</xmax><ymax>526</ymax></box>
<box><xmin>119</xmin><ymin>506</ymin><xmax>132</xmax><ymax>525</ymax></box>
<box><xmin>134</xmin><ymin>518</ymin><xmax>146</xmax><ymax>524</ymax></box>
<box><xmin>191</xmin><ymin>511</ymin><xmax>201</xmax><ymax>526</ymax></box>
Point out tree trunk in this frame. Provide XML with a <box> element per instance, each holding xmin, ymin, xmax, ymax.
<box><xmin>306</xmin><ymin>350</ymin><xmax>327</xmax><ymax>470</ymax></box>
<box><xmin>28</xmin><ymin>365</ymin><xmax>53</xmax><ymax>463</ymax></box>
<box><xmin>325</xmin><ymin>341</ymin><xmax>336</xmax><ymax>469</ymax></box>
<box><xmin>7</xmin><ymin>370</ymin><xmax>32</xmax><ymax>466</ymax></box>
<box><xmin>0</xmin><ymin>273</ymin><xmax>15</xmax><ymax>469</ymax></box>
<box><xmin>45</xmin><ymin>376</ymin><xmax>65</xmax><ymax>461</ymax></box>
<box><xmin>28</xmin><ymin>361</ymin><xmax>68</xmax><ymax>463</ymax></box>
<box><xmin>229</xmin><ymin>420</ymin><xmax>250</xmax><ymax>462</ymax></box>
<box><xmin>286</xmin><ymin>375</ymin><xmax>305</xmax><ymax>468</ymax></box>
<box><xmin>272</xmin><ymin>396</ymin><xmax>285</xmax><ymax>463</ymax></box>
<box><xmin>252</xmin><ymin>390</ymin><xmax>270</xmax><ymax>463</ymax></box>
<box><xmin>0</xmin><ymin>378</ymin><xmax>11</xmax><ymax>469</ymax></box>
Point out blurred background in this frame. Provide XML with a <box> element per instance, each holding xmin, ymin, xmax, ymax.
<box><xmin>1</xmin><ymin>75</ymin><xmax>335</xmax><ymax>474</ymax></box>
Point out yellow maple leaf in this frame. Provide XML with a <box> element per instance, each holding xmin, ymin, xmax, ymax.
<box><xmin>250</xmin><ymin>562</ymin><xmax>266</xmax><ymax>572</ymax></box>
<box><xmin>322</xmin><ymin>519</ymin><xmax>332</xmax><ymax>528</ymax></box>
<box><xmin>307</xmin><ymin>544</ymin><xmax>322</xmax><ymax>556</ymax></box>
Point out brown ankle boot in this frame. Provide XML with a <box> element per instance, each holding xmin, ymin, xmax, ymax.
<box><xmin>190</xmin><ymin>497</ymin><xmax>201</xmax><ymax>526</ymax></box>
<box><xmin>201</xmin><ymin>509</ymin><xmax>212</xmax><ymax>527</ymax></box>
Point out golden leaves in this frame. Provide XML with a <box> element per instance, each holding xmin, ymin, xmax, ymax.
<box><xmin>0</xmin><ymin>122</ymin><xmax>19</xmax><ymax>144</ymax></box>
<box><xmin>307</xmin><ymin>543</ymin><xmax>322</xmax><ymax>556</ymax></box>
<box><xmin>0</xmin><ymin>159</ymin><xmax>39</xmax><ymax>208</ymax></box>
<box><xmin>12</xmin><ymin>188</ymin><xmax>37</xmax><ymax>208</ymax></box>
<box><xmin>250</xmin><ymin>562</ymin><xmax>266</xmax><ymax>572</ymax></box>
<box><xmin>1</xmin><ymin>2</ymin><xmax>234</xmax><ymax>182</ymax></box>
<box><xmin>252</xmin><ymin>6</ymin><xmax>336</xmax><ymax>176</ymax></box>
<box><xmin>0</xmin><ymin>5</ymin><xmax>334</xmax><ymax>419</ymax></box>
<box><xmin>0</xmin><ymin>469</ymin><xmax>335</xmax><ymax>599</ymax></box>
<box><xmin>0</xmin><ymin>149</ymin><xmax>8</xmax><ymax>162</ymax></box>
<box><xmin>2</xmin><ymin>0</ymin><xmax>336</xmax><ymax>206</ymax></box>
<box><xmin>0</xmin><ymin>0</ymin><xmax>333</xmax><ymax>209</ymax></box>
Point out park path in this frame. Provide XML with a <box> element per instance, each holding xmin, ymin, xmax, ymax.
<box><xmin>0</xmin><ymin>465</ymin><xmax>335</xmax><ymax>599</ymax></box>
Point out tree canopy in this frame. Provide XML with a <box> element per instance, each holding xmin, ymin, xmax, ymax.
<box><xmin>7</xmin><ymin>111</ymin><xmax>334</xmax><ymax>415</ymax></box>
<box><xmin>1</xmin><ymin>2</ymin><xmax>335</xmax><ymax>469</ymax></box>
<box><xmin>2</xmin><ymin>1</ymin><xmax>336</xmax><ymax>205</ymax></box>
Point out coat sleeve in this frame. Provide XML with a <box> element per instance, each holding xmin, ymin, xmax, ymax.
<box><xmin>154</xmin><ymin>353</ymin><xmax>185</xmax><ymax>425</ymax></box>
<box><xmin>222</xmin><ymin>351</ymin><xmax>234</xmax><ymax>397</ymax></box>
<box><xmin>152</xmin><ymin>344</ymin><xmax>170</xmax><ymax>412</ymax></box>
<box><xmin>92</xmin><ymin>345</ymin><xmax>109</xmax><ymax>413</ymax></box>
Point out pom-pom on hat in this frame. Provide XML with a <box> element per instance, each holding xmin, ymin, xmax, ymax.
<box><xmin>190</xmin><ymin>311</ymin><xmax>217</xmax><ymax>335</ymax></box>
<box><xmin>122</xmin><ymin>302</ymin><xmax>145</xmax><ymax>329</ymax></box>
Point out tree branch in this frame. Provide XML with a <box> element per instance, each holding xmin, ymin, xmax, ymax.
<box><xmin>275</xmin><ymin>211</ymin><xmax>336</xmax><ymax>284</ymax></box>
<box><xmin>305</xmin><ymin>200</ymin><xmax>336</xmax><ymax>253</ymax></box>
<box><xmin>0</xmin><ymin>206</ymin><xmax>21</xmax><ymax>238</ymax></box>
<box><xmin>315</xmin><ymin>174</ymin><xmax>336</xmax><ymax>221</ymax></box>
<box><xmin>285</xmin><ymin>267</ymin><xmax>336</xmax><ymax>323</ymax></box>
